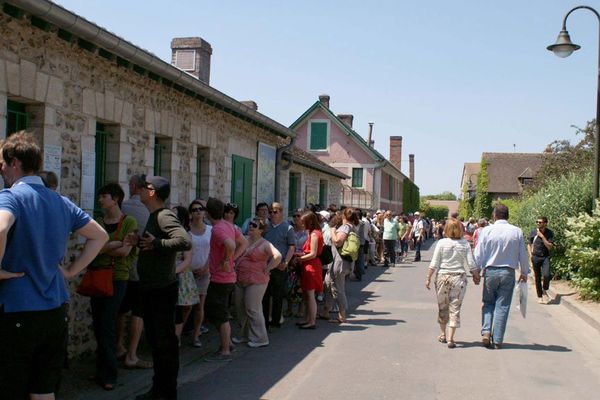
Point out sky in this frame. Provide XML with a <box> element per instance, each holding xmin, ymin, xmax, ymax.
<box><xmin>55</xmin><ymin>0</ymin><xmax>598</xmax><ymax>195</ymax></box>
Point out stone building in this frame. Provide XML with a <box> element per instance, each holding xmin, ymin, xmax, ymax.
<box><xmin>0</xmin><ymin>0</ymin><xmax>344</xmax><ymax>356</ymax></box>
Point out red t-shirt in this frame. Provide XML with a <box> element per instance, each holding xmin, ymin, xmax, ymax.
<box><xmin>208</xmin><ymin>219</ymin><xmax>241</xmax><ymax>284</ymax></box>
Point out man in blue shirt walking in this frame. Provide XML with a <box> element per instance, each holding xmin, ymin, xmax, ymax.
<box><xmin>473</xmin><ymin>204</ymin><xmax>529</xmax><ymax>349</ymax></box>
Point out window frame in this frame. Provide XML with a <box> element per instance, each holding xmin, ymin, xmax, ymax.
<box><xmin>307</xmin><ymin>119</ymin><xmax>330</xmax><ymax>151</ymax></box>
<box><xmin>351</xmin><ymin>167</ymin><xmax>364</xmax><ymax>188</ymax></box>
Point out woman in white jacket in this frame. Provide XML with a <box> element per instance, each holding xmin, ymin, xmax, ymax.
<box><xmin>425</xmin><ymin>218</ymin><xmax>480</xmax><ymax>348</ymax></box>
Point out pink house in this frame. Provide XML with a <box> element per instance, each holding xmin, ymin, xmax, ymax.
<box><xmin>290</xmin><ymin>94</ymin><xmax>417</xmax><ymax>212</ymax></box>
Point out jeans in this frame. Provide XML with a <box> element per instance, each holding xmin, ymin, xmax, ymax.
<box><xmin>354</xmin><ymin>245</ymin><xmax>365</xmax><ymax>279</ymax></box>
<box><xmin>91</xmin><ymin>280</ymin><xmax>127</xmax><ymax>385</ymax></box>
<box><xmin>262</xmin><ymin>268</ymin><xmax>286</xmax><ymax>327</ymax></box>
<box><xmin>481</xmin><ymin>267</ymin><xmax>515</xmax><ymax>345</ymax></box>
<box><xmin>141</xmin><ymin>282</ymin><xmax>179</xmax><ymax>399</ymax></box>
<box><xmin>400</xmin><ymin>239</ymin><xmax>408</xmax><ymax>255</ymax></box>
<box><xmin>414</xmin><ymin>235</ymin><xmax>422</xmax><ymax>261</ymax></box>
<box><xmin>383</xmin><ymin>240</ymin><xmax>396</xmax><ymax>266</ymax></box>
<box><xmin>532</xmin><ymin>256</ymin><xmax>551</xmax><ymax>298</ymax></box>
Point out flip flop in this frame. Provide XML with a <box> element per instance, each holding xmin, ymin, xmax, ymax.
<box><xmin>438</xmin><ymin>334</ymin><xmax>447</xmax><ymax>343</ymax></box>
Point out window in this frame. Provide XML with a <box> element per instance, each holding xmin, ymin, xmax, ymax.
<box><xmin>389</xmin><ymin>176</ymin><xmax>395</xmax><ymax>200</ymax></box>
<box><xmin>95</xmin><ymin>122</ymin><xmax>120</xmax><ymax>216</ymax></box>
<box><xmin>319</xmin><ymin>180</ymin><xmax>328</xmax><ymax>206</ymax></box>
<box><xmin>309</xmin><ymin>121</ymin><xmax>328</xmax><ymax>151</ymax></box>
<box><xmin>196</xmin><ymin>146</ymin><xmax>210</xmax><ymax>199</ymax></box>
<box><xmin>153</xmin><ymin>136</ymin><xmax>172</xmax><ymax>179</ymax></box>
<box><xmin>6</xmin><ymin>100</ymin><xmax>28</xmax><ymax>134</ymax></box>
<box><xmin>352</xmin><ymin>168</ymin><xmax>363</xmax><ymax>188</ymax></box>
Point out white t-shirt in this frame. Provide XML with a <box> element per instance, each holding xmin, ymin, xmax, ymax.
<box><xmin>190</xmin><ymin>225</ymin><xmax>212</xmax><ymax>270</ymax></box>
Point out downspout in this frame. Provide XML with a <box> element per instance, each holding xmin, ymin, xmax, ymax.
<box><xmin>274</xmin><ymin>138</ymin><xmax>296</xmax><ymax>202</ymax></box>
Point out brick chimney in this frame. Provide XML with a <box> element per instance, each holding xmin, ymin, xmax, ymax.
<box><xmin>318</xmin><ymin>94</ymin><xmax>330</xmax><ymax>108</ymax></box>
<box><xmin>409</xmin><ymin>154</ymin><xmax>415</xmax><ymax>182</ymax></box>
<box><xmin>241</xmin><ymin>101</ymin><xmax>258</xmax><ymax>111</ymax></box>
<box><xmin>337</xmin><ymin>114</ymin><xmax>354</xmax><ymax>128</ymax></box>
<box><xmin>389</xmin><ymin>136</ymin><xmax>402</xmax><ymax>171</ymax></box>
<box><xmin>171</xmin><ymin>37</ymin><xmax>213</xmax><ymax>84</ymax></box>
<box><xmin>367</xmin><ymin>122</ymin><xmax>374</xmax><ymax>147</ymax></box>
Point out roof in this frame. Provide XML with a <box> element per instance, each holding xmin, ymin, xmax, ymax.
<box><xmin>460</xmin><ymin>162</ymin><xmax>481</xmax><ymax>189</ymax></box>
<box><xmin>482</xmin><ymin>153</ymin><xmax>544</xmax><ymax>194</ymax></box>
<box><xmin>284</xmin><ymin>147</ymin><xmax>350</xmax><ymax>179</ymax></box>
<box><xmin>290</xmin><ymin>100</ymin><xmax>410</xmax><ymax>181</ymax></box>
<box><xmin>7</xmin><ymin>0</ymin><xmax>295</xmax><ymax>139</ymax></box>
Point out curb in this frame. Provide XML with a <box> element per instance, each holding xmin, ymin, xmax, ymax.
<box><xmin>546</xmin><ymin>287</ymin><xmax>600</xmax><ymax>335</ymax></box>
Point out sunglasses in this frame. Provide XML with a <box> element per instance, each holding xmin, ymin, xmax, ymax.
<box><xmin>144</xmin><ymin>184</ymin><xmax>155</xmax><ymax>191</ymax></box>
<box><xmin>249</xmin><ymin>222</ymin><xmax>258</xmax><ymax>228</ymax></box>
<box><xmin>536</xmin><ymin>221</ymin><xmax>546</xmax><ymax>224</ymax></box>
<box><xmin>293</xmin><ymin>214</ymin><xmax>301</xmax><ymax>218</ymax></box>
<box><xmin>191</xmin><ymin>207</ymin><xmax>205</xmax><ymax>212</ymax></box>
<box><xmin>226</xmin><ymin>203</ymin><xmax>238</xmax><ymax>209</ymax></box>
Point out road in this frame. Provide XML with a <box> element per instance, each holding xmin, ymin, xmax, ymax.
<box><xmin>174</xmin><ymin>240</ymin><xmax>600</xmax><ymax>400</ymax></box>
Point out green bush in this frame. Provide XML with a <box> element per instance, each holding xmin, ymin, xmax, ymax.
<box><xmin>403</xmin><ymin>179</ymin><xmax>420</xmax><ymax>213</ymax></box>
<box><xmin>564</xmin><ymin>200</ymin><xmax>600</xmax><ymax>300</ymax></box>
<box><xmin>511</xmin><ymin>169</ymin><xmax>593</xmax><ymax>279</ymax></box>
<box><xmin>421</xmin><ymin>201</ymin><xmax>449</xmax><ymax>221</ymax></box>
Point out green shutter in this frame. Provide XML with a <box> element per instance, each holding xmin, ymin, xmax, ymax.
<box><xmin>309</xmin><ymin>122</ymin><xmax>327</xmax><ymax>150</ymax></box>
<box><xmin>6</xmin><ymin>100</ymin><xmax>28</xmax><ymax>135</ymax></box>
<box><xmin>154</xmin><ymin>137</ymin><xmax>166</xmax><ymax>176</ymax></box>
<box><xmin>352</xmin><ymin>168</ymin><xmax>363</xmax><ymax>188</ymax></box>
<box><xmin>319</xmin><ymin>180</ymin><xmax>327</xmax><ymax>206</ymax></box>
<box><xmin>196</xmin><ymin>151</ymin><xmax>203</xmax><ymax>199</ymax></box>
<box><xmin>95</xmin><ymin>123</ymin><xmax>110</xmax><ymax>217</ymax></box>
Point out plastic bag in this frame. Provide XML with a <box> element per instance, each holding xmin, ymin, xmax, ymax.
<box><xmin>514</xmin><ymin>281</ymin><xmax>528</xmax><ymax>318</ymax></box>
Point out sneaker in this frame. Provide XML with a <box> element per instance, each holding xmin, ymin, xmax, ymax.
<box><xmin>537</xmin><ymin>297</ymin><xmax>544</xmax><ymax>304</ymax></box>
<box><xmin>231</xmin><ymin>336</ymin><xmax>248</xmax><ymax>344</ymax></box>
<box><xmin>542</xmin><ymin>292</ymin><xmax>551</xmax><ymax>304</ymax></box>
<box><xmin>192</xmin><ymin>338</ymin><xmax>203</xmax><ymax>348</ymax></box>
<box><xmin>204</xmin><ymin>351</ymin><xmax>232</xmax><ymax>362</ymax></box>
<box><xmin>200</xmin><ymin>325</ymin><xmax>209</xmax><ymax>334</ymax></box>
<box><xmin>247</xmin><ymin>341</ymin><xmax>269</xmax><ymax>348</ymax></box>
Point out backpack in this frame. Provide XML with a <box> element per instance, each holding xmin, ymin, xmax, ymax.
<box><xmin>340</xmin><ymin>231</ymin><xmax>360</xmax><ymax>262</ymax></box>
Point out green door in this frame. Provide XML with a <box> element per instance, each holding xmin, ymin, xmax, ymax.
<box><xmin>288</xmin><ymin>173</ymin><xmax>299</xmax><ymax>215</ymax></box>
<box><xmin>231</xmin><ymin>155</ymin><xmax>253</xmax><ymax>226</ymax></box>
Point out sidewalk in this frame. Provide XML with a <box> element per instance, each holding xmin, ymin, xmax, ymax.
<box><xmin>544</xmin><ymin>279</ymin><xmax>600</xmax><ymax>334</ymax></box>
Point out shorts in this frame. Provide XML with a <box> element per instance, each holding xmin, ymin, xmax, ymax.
<box><xmin>204</xmin><ymin>282</ymin><xmax>234</xmax><ymax>328</ymax></box>
<box><xmin>194</xmin><ymin>273</ymin><xmax>210</xmax><ymax>296</ymax></box>
<box><xmin>0</xmin><ymin>304</ymin><xmax>68</xmax><ymax>398</ymax></box>
<box><xmin>118</xmin><ymin>280</ymin><xmax>143</xmax><ymax>317</ymax></box>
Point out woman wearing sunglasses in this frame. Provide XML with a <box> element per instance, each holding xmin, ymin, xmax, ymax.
<box><xmin>233</xmin><ymin>219</ymin><xmax>282</xmax><ymax>347</ymax></box>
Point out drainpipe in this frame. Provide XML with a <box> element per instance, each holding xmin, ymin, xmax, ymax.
<box><xmin>274</xmin><ymin>138</ymin><xmax>296</xmax><ymax>202</ymax></box>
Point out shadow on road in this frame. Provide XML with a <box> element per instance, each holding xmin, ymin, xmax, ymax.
<box><xmin>457</xmin><ymin>341</ymin><xmax>572</xmax><ymax>352</ymax></box>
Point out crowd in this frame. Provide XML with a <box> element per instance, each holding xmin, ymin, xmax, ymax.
<box><xmin>0</xmin><ymin>132</ymin><xmax>554</xmax><ymax>400</ymax></box>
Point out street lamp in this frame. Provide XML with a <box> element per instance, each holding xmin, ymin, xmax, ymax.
<box><xmin>547</xmin><ymin>5</ymin><xmax>600</xmax><ymax>200</ymax></box>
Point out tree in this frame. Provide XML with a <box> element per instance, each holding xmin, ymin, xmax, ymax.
<box><xmin>458</xmin><ymin>181</ymin><xmax>473</xmax><ymax>219</ymax></box>
<box><xmin>473</xmin><ymin>158</ymin><xmax>493</xmax><ymax>219</ymax></box>
<box><xmin>421</xmin><ymin>191</ymin><xmax>457</xmax><ymax>201</ymax></box>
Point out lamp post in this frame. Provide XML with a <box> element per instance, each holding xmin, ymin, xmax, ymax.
<box><xmin>547</xmin><ymin>5</ymin><xmax>600</xmax><ymax>200</ymax></box>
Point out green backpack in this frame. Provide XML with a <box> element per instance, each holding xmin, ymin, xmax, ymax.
<box><xmin>340</xmin><ymin>231</ymin><xmax>360</xmax><ymax>262</ymax></box>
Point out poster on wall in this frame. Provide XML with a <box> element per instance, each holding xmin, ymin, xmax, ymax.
<box><xmin>81</xmin><ymin>150</ymin><xmax>96</xmax><ymax>211</ymax></box>
<box><xmin>256</xmin><ymin>142</ymin><xmax>276</xmax><ymax>205</ymax></box>
<box><xmin>43</xmin><ymin>145</ymin><xmax>62</xmax><ymax>186</ymax></box>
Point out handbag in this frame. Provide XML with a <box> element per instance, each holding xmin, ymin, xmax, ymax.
<box><xmin>319</xmin><ymin>244</ymin><xmax>333</xmax><ymax>265</ymax></box>
<box><xmin>77</xmin><ymin>215</ymin><xmax>126</xmax><ymax>297</ymax></box>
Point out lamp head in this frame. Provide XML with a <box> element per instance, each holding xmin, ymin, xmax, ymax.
<box><xmin>547</xmin><ymin>30</ymin><xmax>581</xmax><ymax>58</ymax></box>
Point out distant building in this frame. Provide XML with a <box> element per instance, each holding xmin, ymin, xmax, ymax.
<box><xmin>460</xmin><ymin>153</ymin><xmax>545</xmax><ymax>201</ymax></box>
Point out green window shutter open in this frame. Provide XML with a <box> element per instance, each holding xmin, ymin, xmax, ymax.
<box><xmin>310</xmin><ymin>122</ymin><xmax>327</xmax><ymax>150</ymax></box>
<box><xmin>352</xmin><ymin>168</ymin><xmax>363</xmax><ymax>188</ymax></box>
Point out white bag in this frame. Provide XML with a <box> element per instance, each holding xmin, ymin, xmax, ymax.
<box><xmin>514</xmin><ymin>281</ymin><xmax>528</xmax><ymax>318</ymax></box>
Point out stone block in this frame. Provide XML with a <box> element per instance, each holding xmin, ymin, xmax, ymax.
<box><xmin>82</xmin><ymin>88</ymin><xmax>96</xmax><ymax>116</ymax></box>
<box><xmin>171</xmin><ymin>154</ymin><xmax>180</xmax><ymax>171</ymax></box>
<box><xmin>144</xmin><ymin>147</ymin><xmax>154</xmax><ymax>167</ymax></box>
<box><xmin>104</xmin><ymin>90</ymin><xmax>115</xmax><ymax>121</ymax></box>
<box><xmin>160</xmin><ymin>111</ymin><xmax>169</xmax><ymax>134</ymax></box>
<box><xmin>120</xmin><ymin>142</ymin><xmax>132</xmax><ymax>164</ymax></box>
<box><xmin>46</xmin><ymin>76</ymin><xmax>64</xmax><ymax>107</ymax></box>
<box><xmin>122</xmin><ymin>102</ymin><xmax>133</xmax><ymax>126</ymax></box>
<box><xmin>34</xmin><ymin>72</ymin><xmax>49</xmax><ymax>103</ymax></box>
<box><xmin>0</xmin><ymin>60</ymin><xmax>7</xmax><ymax>93</ymax></box>
<box><xmin>6</xmin><ymin>60</ymin><xmax>20</xmax><ymax>96</ymax></box>
<box><xmin>114</xmin><ymin>98</ymin><xmax>123</xmax><ymax>123</ymax></box>
<box><xmin>95</xmin><ymin>91</ymin><xmax>105</xmax><ymax>119</ymax></box>
<box><xmin>19</xmin><ymin>59</ymin><xmax>36</xmax><ymax>100</ymax></box>
<box><xmin>81</xmin><ymin>132</ymin><xmax>95</xmax><ymax>153</ymax></box>
<box><xmin>144</xmin><ymin>108</ymin><xmax>155</xmax><ymax>132</ymax></box>
<box><xmin>43</xmin><ymin>127</ymin><xmax>61</xmax><ymax>147</ymax></box>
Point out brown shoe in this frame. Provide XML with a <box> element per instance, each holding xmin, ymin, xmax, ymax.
<box><xmin>482</xmin><ymin>332</ymin><xmax>491</xmax><ymax>348</ymax></box>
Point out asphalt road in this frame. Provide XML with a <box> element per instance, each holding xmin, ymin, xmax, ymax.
<box><xmin>176</xmin><ymin>240</ymin><xmax>600</xmax><ymax>400</ymax></box>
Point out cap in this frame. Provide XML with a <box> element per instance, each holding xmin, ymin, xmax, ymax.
<box><xmin>318</xmin><ymin>210</ymin><xmax>330</xmax><ymax>221</ymax></box>
<box><xmin>146</xmin><ymin>176</ymin><xmax>170</xmax><ymax>200</ymax></box>
<box><xmin>414</xmin><ymin>211</ymin><xmax>420</xmax><ymax>216</ymax></box>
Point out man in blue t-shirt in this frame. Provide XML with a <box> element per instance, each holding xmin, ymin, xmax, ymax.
<box><xmin>0</xmin><ymin>132</ymin><xmax>108</xmax><ymax>400</ymax></box>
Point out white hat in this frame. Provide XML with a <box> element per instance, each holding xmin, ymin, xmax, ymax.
<box><xmin>318</xmin><ymin>210</ymin><xmax>330</xmax><ymax>221</ymax></box>
<box><xmin>414</xmin><ymin>211</ymin><xmax>420</xmax><ymax>216</ymax></box>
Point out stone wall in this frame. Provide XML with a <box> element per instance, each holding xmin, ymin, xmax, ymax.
<box><xmin>0</xmin><ymin>12</ymin><xmax>288</xmax><ymax>357</ymax></box>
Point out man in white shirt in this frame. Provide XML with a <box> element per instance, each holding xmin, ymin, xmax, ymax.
<box><xmin>473</xmin><ymin>204</ymin><xmax>529</xmax><ymax>349</ymax></box>
<box><xmin>411</xmin><ymin>212</ymin><xmax>426</xmax><ymax>261</ymax></box>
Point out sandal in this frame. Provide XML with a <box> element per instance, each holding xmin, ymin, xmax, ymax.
<box><xmin>438</xmin><ymin>334</ymin><xmax>447</xmax><ymax>343</ymax></box>
<box><xmin>447</xmin><ymin>341</ymin><xmax>456</xmax><ymax>349</ymax></box>
<box><xmin>124</xmin><ymin>359</ymin><xmax>153</xmax><ymax>369</ymax></box>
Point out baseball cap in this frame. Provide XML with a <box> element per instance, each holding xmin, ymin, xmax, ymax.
<box><xmin>414</xmin><ymin>211</ymin><xmax>420</xmax><ymax>216</ymax></box>
<box><xmin>146</xmin><ymin>175</ymin><xmax>170</xmax><ymax>200</ymax></box>
<box><xmin>318</xmin><ymin>210</ymin><xmax>330</xmax><ymax>221</ymax></box>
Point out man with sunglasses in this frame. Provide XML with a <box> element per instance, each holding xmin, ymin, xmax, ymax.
<box><xmin>262</xmin><ymin>202</ymin><xmax>296</xmax><ymax>329</ymax></box>
<box><xmin>241</xmin><ymin>202</ymin><xmax>270</xmax><ymax>235</ymax></box>
<box><xmin>528</xmin><ymin>216</ymin><xmax>554</xmax><ymax>304</ymax></box>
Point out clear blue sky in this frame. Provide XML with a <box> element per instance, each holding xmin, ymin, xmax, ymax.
<box><xmin>57</xmin><ymin>0</ymin><xmax>597</xmax><ymax>196</ymax></box>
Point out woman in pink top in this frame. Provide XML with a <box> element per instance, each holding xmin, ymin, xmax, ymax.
<box><xmin>233</xmin><ymin>219</ymin><xmax>282</xmax><ymax>347</ymax></box>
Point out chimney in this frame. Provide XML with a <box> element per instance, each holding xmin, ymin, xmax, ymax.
<box><xmin>318</xmin><ymin>94</ymin><xmax>330</xmax><ymax>108</ymax></box>
<box><xmin>241</xmin><ymin>101</ymin><xmax>258</xmax><ymax>111</ymax></box>
<box><xmin>337</xmin><ymin>114</ymin><xmax>354</xmax><ymax>128</ymax></box>
<box><xmin>389</xmin><ymin>136</ymin><xmax>402</xmax><ymax>171</ymax></box>
<box><xmin>171</xmin><ymin>37</ymin><xmax>213</xmax><ymax>84</ymax></box>
<box><xmin>367</xmin><ymin>122</ymin><xmax>374</xmax><ymax>147</ymax></box>
<box><xmin>409</xmin><ymin>154</ymin><xmax>415</xmax><ymax>182</ymax></box>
